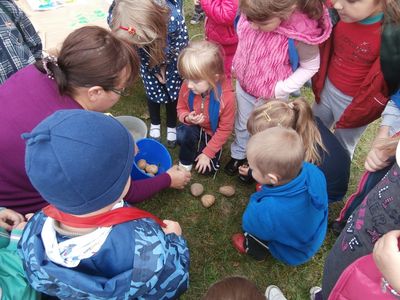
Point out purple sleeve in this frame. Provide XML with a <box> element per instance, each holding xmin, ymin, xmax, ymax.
<box><xmin>125</xmin><ymin>173</ymin><xmax>171</xmax><ymax>204</ymax></box>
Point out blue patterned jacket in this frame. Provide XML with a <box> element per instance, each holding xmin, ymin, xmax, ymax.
<box><xmin>18</xmin><ymin>211</ymin><xmax>190</xmax><ymax>299</ymax></box>
<box><xmin>0</xmin><ymin>0</ymin><xmax>42</xmax><ymax>84</ymax></box>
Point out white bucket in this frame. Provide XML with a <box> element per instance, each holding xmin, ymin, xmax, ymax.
<box><xmin>115</xmin><ymin>116</ymin><xmax>148</xmax><ymax>141</ymax></box>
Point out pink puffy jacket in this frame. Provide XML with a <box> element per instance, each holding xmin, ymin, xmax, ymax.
<box><xmin>200</xmin><ymin>0</ymin><xmax>238</xmax><ymax>77</ymax></box>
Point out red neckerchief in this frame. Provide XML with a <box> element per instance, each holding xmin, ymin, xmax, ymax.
<box><xmin>43</xmin><ymin>205</ymin><xmax>166</xmax><ymax>228</ymax></box>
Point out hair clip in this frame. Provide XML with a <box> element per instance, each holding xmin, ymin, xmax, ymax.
<box><xmin>119</xmin><ymin>25</ymin><xmax>136</xmax><ymax>35</ymax></box>
<box><xmin>263</xmin><ymin>109</ymin><xmax>272</xmax><ymax>122</ymax></box>
<box><xmin>288</xmin><ymin>102</ymin><xmax>294</xmax><ymax>109</ymax></box>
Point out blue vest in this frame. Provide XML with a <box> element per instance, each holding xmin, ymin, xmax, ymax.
<box><xmin>188</xmin><ymin>84</ymin><xmax>222</xmax><ymax>133</ymax></box>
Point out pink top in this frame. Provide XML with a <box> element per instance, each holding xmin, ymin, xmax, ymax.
<box><xmin>233</xmin><ymin>8</ymin><xmax>332</xmax><ymax>99</ymax></box>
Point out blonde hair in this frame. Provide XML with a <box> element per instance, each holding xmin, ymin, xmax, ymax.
<box><xmin>239</xmin><ymin>0</ymin><xmax>324</xmax><ymax>21</ymax></box>
<box><xmin>247</xmin><ymin>127</ymin><xmax>305</xmax><ymax>182</ymax></box>
<box><xmin>177</xmin><ymin>40</ymin><xmax>225</xmax><ymax>96</ymax></box>
<box><xmin>111</xmin><ymin>0</ymin><xmax>169</xmax><ymax>68</ymax></box>
<box><xmin>247</xmin><ymin>98</ymin><xmax>326</xmax><ymax>165</ymax></box>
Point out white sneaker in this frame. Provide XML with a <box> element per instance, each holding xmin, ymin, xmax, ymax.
<box><xmin>265</xmin><ymin>285</ymin><xmax>287</xmax><ymax>300</ymax></box>
<box><xmin>179</xmin><ymin>161</ymin><xmax>192</xmax><ymax>172</ymax></box>
<box><xmin>309</xmin><ymin>286</ymin><xmax>322</xmax><ymax>300</ymax></box>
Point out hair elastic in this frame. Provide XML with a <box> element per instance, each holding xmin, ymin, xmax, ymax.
<box><xmin>119</xmin><ymin>25</ymin><xmax>136</xmax><ymax>35</ymax></box>
<box><xmin>42</xmin><ymin>55</ymin><xmax>58</xmax><ymax>80</ymax></box>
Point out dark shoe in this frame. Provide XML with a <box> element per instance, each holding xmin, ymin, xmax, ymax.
<box><xmin>190</xmin><ymin>11</ymin><xmax>205</xmax><ymax>25</ymax></box>
<box><xmin>167</xmin><ymin>140</ymin><xmax>177</xmax><ymax>149</ymax></box>
<box><xmin>238</xmin><ymin>168</ymin><xmax>255</xmax><ymax>184</ymax></box>
<box><xmin>224</xmin><ymin>158</ymin><xmax>247</xmax><ymax>176</ymax></box>
<box><xmin>232</xmin><ymin>233</ymin><xmax>246</xmax><ymax>254</ymax></box>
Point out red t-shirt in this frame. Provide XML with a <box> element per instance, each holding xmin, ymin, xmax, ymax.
<box><xmin>328</xmin><ymin>21</ymin><xmax>381</xmax><ymax>97</ymax></box>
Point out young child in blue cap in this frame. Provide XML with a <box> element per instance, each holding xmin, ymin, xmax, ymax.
<box><xmin>18</xmin><ymin>109</ymin><xmax>189</xmax><ymax>299</ymax></box>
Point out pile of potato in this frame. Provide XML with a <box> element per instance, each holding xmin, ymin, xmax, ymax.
<box><xmin>190</xmin><ymin>183</ymin><xmax>235</xmax><ymax>208</ymax></box>
<box><xmin>137</xmin><ymin>159</ymin><xmax>158</xmax><ymax>177</ymax></box>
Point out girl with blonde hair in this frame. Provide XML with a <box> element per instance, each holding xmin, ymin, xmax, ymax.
<box><xmin>176</xmin><ymin>40</ymin><xmax>236</xmax><ymax>175</ymax></box>
<box><xmin>109</xmin><ymin>0</ymin><xmax>188</xmax><ymax>147</ymax></box>
<box><xmin>243</xmin><ymin>98</ymin><xmax>350</xmax><ymax>203</ymax></box>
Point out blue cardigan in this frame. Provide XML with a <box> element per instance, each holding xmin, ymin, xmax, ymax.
<box><xmin>242</xmin><ymin>162</ymin><xmax>328</xmax><ymax>266</ymax></box>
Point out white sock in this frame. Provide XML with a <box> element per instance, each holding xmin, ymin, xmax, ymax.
<box><xmin>149</xmin><ymin>124</ymin><xmax>160</xmax><ymax>138</ymax></box>
<box><xmin>179</xmin><ymin>161</ymin><xmax>192</xmax><ymax>171</ymax></box>
<box><xmin>167</xmin><ymin>127</ymin><xmax>176</xmax><ymax>141</ymax></box>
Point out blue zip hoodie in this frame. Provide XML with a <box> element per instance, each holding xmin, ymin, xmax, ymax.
<box><xmin>242</xmin><ymin>162</ymin><xmax>328</xmax><ymax>266</ymax></box>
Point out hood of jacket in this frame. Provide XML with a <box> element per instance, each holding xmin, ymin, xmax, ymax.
<box><xmin>255</xmin><ymin>162</ymin><xmax>328</xmax><ymax>210</ymax></box>
<box><xmin>276</xmin><ymin>7</ymin><xmax>332</xmax><ymax>45</ymax></box>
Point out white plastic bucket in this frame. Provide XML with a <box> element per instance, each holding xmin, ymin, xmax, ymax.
<box><xmin>115</xmin><ymin>116</ymin><xmax>147</xmax><ymax>141</ymax></box>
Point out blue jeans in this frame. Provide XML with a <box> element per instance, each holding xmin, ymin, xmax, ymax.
<box><xmin>177</xmin><ymin>124</ymin><xmax>221</xmax><ymax>171</ymax></box>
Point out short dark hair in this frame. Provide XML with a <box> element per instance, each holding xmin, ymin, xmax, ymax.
<box><xmin>202</xmin><ymin>276</ymin><xmax>265</xmax><ymax>300</ymax></box>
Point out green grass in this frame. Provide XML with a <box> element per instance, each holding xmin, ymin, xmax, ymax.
<box><xmin>109</xmin><ymin>2</ymin><xmax>380</xmax><ymax>298</ymax></box>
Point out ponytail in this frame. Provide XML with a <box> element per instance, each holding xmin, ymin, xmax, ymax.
<box><xmin>291</xmin><ymin>98</ymin><xmax>326</xmax><ymax>165</ymax></box>
<box><xmin>383</xmin><ymin>0</ymin><xmax>400</xmax><ymax>24</ymax></box>
<box><xmin>246</xmin><ymin>98</ymin><xmax>326</xmax><ymax>166</ymax></box>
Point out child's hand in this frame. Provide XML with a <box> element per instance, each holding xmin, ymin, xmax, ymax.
<box><xmin>0</xmin><ymin>209</ymin><xmax>25</xmax><ymax>231</ymax></box>
<box><xmin>186</xmin><ymin>111</ymin><xmax>205</xmax><ymax>125</ymax></box>
<box><xmin>162</xmin><ymin>220</ymin><xmax>182</xmax><ymax>236</ymax></box>
<box><xmin>365</xmin><ymin>145</ymin><xmax>392</xmax><ymax>172</ymax></box>
<box><xmin>155</xmin><ymin>65</ymin><xmax>167</xmax><ymax>84</ymax></box>
<box><xmin>195</xmin><ymin>153</ymin><xmax>211</xmax><ymax>174</ymax></box>
<box><xmin>373</xmin><ymin>230</ymin><xmax>400</xmax><ymax>293</ymax></box>
<box><xmin>166</xmin><ymin>165</ymin><xmax>192</xmax><ymax>189</ymax></box>
<box><xmin>239</xmin><ymin>164</ymin><xmax>250</xmax><ymax>176</ymax></box>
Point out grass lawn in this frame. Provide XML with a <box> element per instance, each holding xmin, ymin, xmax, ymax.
<box><xmin>110</xmin><ymin>2</ymin><xmax>379</xmax><ymax>298</ymax></box>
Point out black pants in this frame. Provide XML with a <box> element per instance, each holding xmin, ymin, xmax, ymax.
<box><xmin>147</xmin><ymin>100</ymin><xmax>177</xmax><ymax>128</ymax></box>
<box><xmin>177</xmin><ymin>124</ymin><xmax>221</xmax><ymax>172</ymax></box>
<box><xmin>244</xmin><ymin>232</ymin><xmax>270</xmax><ymax>261</ymax></box>
<box><xmin>194</xmin><ymin>4</ymin><xmax>203</xmax><ymax>13</ymax></box>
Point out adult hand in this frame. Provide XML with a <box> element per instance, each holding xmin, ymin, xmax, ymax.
<box><xmin>365</xmin><ymin>145</ymin><xmax>392</xmax><ymax>172</ymax></box>
<box><xmin>167</xmin><ymin>165</ymin><xmax>191</xmax><ymax>189</ymax></box>
<box><xmin>373</xmin><ymin>230</ymin><xmax>400</xmax><ymax>293</ymax></box>
<box><xmin>186</xmin><ymin>111</ymin><xmax>205</xmax><ymax>125</ymax></box>
<box><xmin>162</xmin><ymin>220</ymin><xmax>182</xmax><ymax>236</ymax></box>
<box><xmin>0</xmin><ymin>209</ymin><xmax>25</xmax><ymax>231</ymax></box>
<box><xmin>195</xmin><ymin>153</ymin><xmax>211</xmax><ymax>174</ymax></box>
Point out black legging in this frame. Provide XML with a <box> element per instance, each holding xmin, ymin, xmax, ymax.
<box><xmin>147</xmin><ymin>100</ymin><xmax>177</xmax><ymax>128</ymax></box>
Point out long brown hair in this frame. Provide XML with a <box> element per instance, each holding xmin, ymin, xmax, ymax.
<box><xmin>382</xmin><ymin>0</ymin><xmax>400</xmax><ymax>24</ymax></box>
<box><xmin>247</xmin><ymin>98</ymin><xmax>326</xmax><ymax>165</ymax></box>
<box><xmin>239</xmin><ymin>0</ymin><xmax>324</xmax><ymax>21</ymax></box>
<box><xmin>36</xmin><ymin>26</ymin><xmax>139</xmax><ymax>97</ymax></box>
<box><xmin>111</xmin><ymin>0</ymin><xmax>169</xmax><ymax>68</ymax></box>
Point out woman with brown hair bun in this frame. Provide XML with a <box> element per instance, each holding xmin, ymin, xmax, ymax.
<box><xmin>0</xmin><ymin>25</ymin><xmax>190</xmax><ymax>215</ymax></box>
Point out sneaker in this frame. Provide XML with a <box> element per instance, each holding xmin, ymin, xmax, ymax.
<box><xmin>179</xmin><ymin>161</ymin><xmax>193</xmax><ymax>172</ymax></box>
<box><xmin>265</xmin><ymin>285</ymin><xmax>287</xmax><ymax>300</ymax></box>
<box><xmin>238</xmin><ymin>168</ymin><xmax>255</xmax><ymax>184</ymax></box>
<box><xmin>309</xmin><ymin>286</ymin><xmax>322</xmax><ymax>300</ymax></box>
<box><xmin>231</xmin><ymin>233</ymin><xmax>246</xmax><ymax>254</ymax></box>
<box><xmin>224</xmin><ymin>158</ymin><xmax>247</xmax><ymax>176</ymax></box>
<box><xmin>190</xmin><ymin>11</ymin><xmax>205</xmax><ymax>25</ymax></box>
